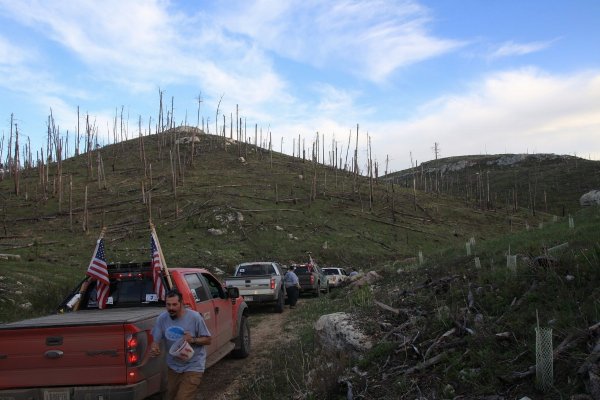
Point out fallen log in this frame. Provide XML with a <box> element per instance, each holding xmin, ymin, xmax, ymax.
<box><xmin>401</xmin><ymin>350</ymin><xmax>452</xmax><ymax>375</ymax></box>
<box><xmin>373</xmin><ymin>300</ymin><xmax>400</xmax><ymax>316</ymax></box>
<box><xmin>577</xmin><ymin>336</ymin><xmax>600</xmax><ymax>375</ymax></box>
<box><xmin>423</xmin><ymin>327</ymin><xmax>456</xmax><ymax>359</ymax></box>
<box><xmin>495</xmin><ymin>280</ymin><xmax>538</xmax><ymax>324</ymax></box>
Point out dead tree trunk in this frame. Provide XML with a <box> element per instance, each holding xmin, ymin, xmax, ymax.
<box><xmin>83</xmin><ymin>185</ymin><xmax>88</xmax><ymax>233</ymax></box>
<box><xmin>69</xmin><ymin>175</ymin><xmax>73</xmax><ymax>232</ymax></box>
<box><xmin>13</xmin><ymin>122</ymin><xmax>19</xmax><ymax>196</ymax></box>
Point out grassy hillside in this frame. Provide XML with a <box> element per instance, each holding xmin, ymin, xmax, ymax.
<box><xmin>0</xmin><ymin>127</ymin><xmax>543</xmax><ymax>322</ymax></box>
<box><xmin>384</xmin><ymin>153</ymin><xmax>600</xmax><ymax>217</ymax></box>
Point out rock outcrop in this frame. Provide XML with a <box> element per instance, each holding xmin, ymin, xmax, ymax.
<box><xmin>314</xmin><ymin>312</ymin><xmax>373</xmax><ymax>358</ymax></box>
<box><xmin>580</xmin><ymin>190</ymin><xmax>600</xmax><ymax>206</ymax></box>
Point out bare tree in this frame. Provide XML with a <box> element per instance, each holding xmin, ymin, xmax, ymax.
<box><xmin>196</xmin><ymin>92</ymin><xmax>203</xmax><ymax>129</ymax></box>
<box><xmin>432</xmin><ymin>142</ymin><xmax>441</xmax><ymax>160</ymax></box>
<box><xmin>215</xmin><ymin>93</ymin><xmax>224</xmax><ymax>139</ymax></box>
<box><xmin>13</xmin><ymin>122</ymin><xmax>19</xmax><ymax>195</ymax></box>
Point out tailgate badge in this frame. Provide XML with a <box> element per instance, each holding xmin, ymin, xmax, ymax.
<box><xmin>44</xmin><ymin>350</ymin><xmax>64</xmax><ymax>359</ymax></box>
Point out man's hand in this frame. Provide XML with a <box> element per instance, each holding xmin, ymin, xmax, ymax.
<box><xmin>150</xmin><ymin>342</ymin><xmax>160</xmax><ymax>357</ymax></box>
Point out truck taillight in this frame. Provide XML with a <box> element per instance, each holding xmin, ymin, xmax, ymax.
<box><xmin>127</xmin><ymin>336</ymin><xmax>139</xmax><ymax>348</ymax></box>
<box><xmin>124</xmin><ymin>324</ymin><xmax>148</xmax><ymax>371</ymax></box>
<box><xmin>127</xmin><ymin>351</ymin><xmax>139</xmax><ymax>364</ymax></box>
<box><xmin>270</xmin><ymin>278</ymin><xmax>276</xmax><ymax>290</ymax></box>
<box><xmin>310</xmin><ymin>275</ymin><xmax>314</xmax><ymax>285</ymax></box>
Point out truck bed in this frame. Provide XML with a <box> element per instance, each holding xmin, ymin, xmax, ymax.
<box><xmin>0</xmin><ymin>307</ymin><xmax>163</xmax><ymax>330</ymax></box>
<box><xmin>0</xmin><ymin>307</ymin><xmax>163</xmax><ymax>391</ymax></box>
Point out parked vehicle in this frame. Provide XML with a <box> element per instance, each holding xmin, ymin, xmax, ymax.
<box><xmin>322</xmin><ymin>267</ymin><xmax>349</xmax><ymax>288</ymax></box>
<box><xmin>224</xmin><ymin>261</ymin><xmax>286</xmax><ymax>313</ymax></box>
<box><xmin>294</xmin><ymin>262</ymin><xmax>329</xmax><ymax>297</ymax></box>
<box><xmin>0</xmin><ymin>261</ymin><xmax>250</xmax><ymax>399</ymax></box>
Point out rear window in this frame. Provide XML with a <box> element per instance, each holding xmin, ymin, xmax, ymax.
<box><xmin>70</xmin><ymin>262</ymin><xmax>165</xmax><ymax>310</ymax></box>
<box><xmin>294</xmin><ymin>265</ymin><xmax>313</xmax><ymax>275</ymax></box>
<box><xmin>114</xmin><ymin>279</ymin><xmax>155</xmax><ymax>303</ymax></box>
<box><xmin>236</xmin><ymin>263</ymin><xmax>274</xmax><ymax>276</ymax></box>
<box><xmin>82</xmin><ymin>276</ymin><xmax>162</xmax><ymax>309</ymax></box>
<box><xmin>322</xmin><ymin>269</ymin><xmax>338</xmax><ymax>275</ymax></box>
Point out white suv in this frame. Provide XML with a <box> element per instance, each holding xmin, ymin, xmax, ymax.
<box><xmin>322</xmin><ymin>267</ymin><xmax>349</xmax><ymax>288</ymax></box>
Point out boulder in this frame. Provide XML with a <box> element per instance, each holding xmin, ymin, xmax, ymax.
<box><xmin>350</xmin><ymin>270</ymin><xmax>382</xmax><ymax>288</ymax></box>
<box><xmin>207</xmin><ymin>228</ymin><xmax>226</xmax><ymax>236</ymax></box>
<box><xmin>580</xmin><ymin>190</ymin><xmax>600</xmax><ymax>206</ymax></box>
<box><xmin>314</xmin><ymin>312</ymin><xmax>372</xmax><ymax>358</ymax></box>
<box><xmin>174</xmin><ymin>135</ymin><xmax>201</xmax><ymax>144</ymax></box>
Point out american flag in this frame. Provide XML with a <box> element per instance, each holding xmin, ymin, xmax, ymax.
<box><xmin>151</xmin><ymin>231</ymin><xmax>166</xmax><ymax>301</ymax></box>
<box><xmin>86</xmin><ymin>237</ymin><xmax>110</xmax><ymax>309</ymax></box>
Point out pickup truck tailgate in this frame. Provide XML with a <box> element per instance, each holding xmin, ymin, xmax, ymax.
<box><xmin>225</xmin><ymin>276</ymin><xmax>274</xmax><ymax>295</ymax></box>
<box><xmin>0</xmin><ymin>308</ymin><xmax>161</xmax><ymax>389</ymax></box>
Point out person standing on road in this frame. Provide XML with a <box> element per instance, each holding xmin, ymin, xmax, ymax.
<box><xmin>284</xmin><ymin>265</ymin><xmax>301</xmax><ymax>309</ymax></box>
<box><xmin>150</xmin><ymin>289</ymin><xmax>212</xmax><ymax>400</ymax></box>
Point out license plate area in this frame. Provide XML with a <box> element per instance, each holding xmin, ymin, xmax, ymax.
<box><xmin>44</xmin><ymin>389</ymin><xmax>70</xmax><ymax>400</ymax></box>
<box><xmin>244</xmin><ymin>296</ymin><xmax>254</xmax><ymax>301</ymax></box>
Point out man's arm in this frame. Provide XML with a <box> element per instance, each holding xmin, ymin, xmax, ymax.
<box><xmin>192</xmin><ymin>336</ymin><xmax>212</xmax><ymax>345</ymax></box>
<box><xmin>150</xmin><ymin>315</ymin><xmax>164</xmax><ymax>357</ymax></box>
<box><xmin>184</xmin><ymin>331</ymin><xmax>212</xmax><ymax>346</ymax></box>
<box><xmin>150</xmin><ymin>341</ymin><xmax>161</xmax><ymax>357</ymax></box>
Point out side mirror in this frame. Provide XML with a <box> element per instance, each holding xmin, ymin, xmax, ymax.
<box><xmin>227</xmin><ymin>286</ymin><xmax>240</xmax><ymax>299</ymax></box>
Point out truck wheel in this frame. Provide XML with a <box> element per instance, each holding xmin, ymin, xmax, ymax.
<box><xmin>314</xmin><ymin>284</ymin><xmax>321</xmax><ymax>297</ymax></box>
<box><xmin>274</xmin><ymin>291</ymin><xmax>285</xmax><ymax>313</ymax></box>
<box><xmin>232</xmin><ymin>315</ymin><xmax>250</xmax><ymax>358</ymax></box>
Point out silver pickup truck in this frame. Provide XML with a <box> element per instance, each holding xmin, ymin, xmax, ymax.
<box><xmin>224</xmin><ymin>262</ymin><xmax>286</xmax><ymax>313</ymax></box>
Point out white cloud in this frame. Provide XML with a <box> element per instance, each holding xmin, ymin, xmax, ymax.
<box><xmin>490</xmin><ymin>40</ymin><xmax>554</xmax><ymax>59</ymax></box>
<box><xmin>370</xmin><ymin>68</ymin><xmax>600</xmax><ymax>170</ymax></box>
<box><xmin>224</xmin><ymin>0</ymin><xmax>464</xmax><ymax>82</ymax></box>
<box><xmin>314</xmin><ymin>84</ymin><xmax>359</xmax><ymax>115</ymax></box>
<box><xmin>0</xmin><ymin>0</ymin><xmax>289</xmax><ymax>106</ymax></box>
<box><xmin>0</xmin><ymin>36</ymin><xmax>29</xmax><ymax>65</ymax></box>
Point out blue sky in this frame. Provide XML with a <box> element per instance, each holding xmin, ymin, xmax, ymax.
<box><xmin>1</xmin><ymin>0</ymin><xmax>599</xmax><ymax>172</ymax></box>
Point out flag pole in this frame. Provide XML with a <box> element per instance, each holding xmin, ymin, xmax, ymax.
<box><xmin>150</xmin><ymin>222</ymin><xmax>173</xmax><ymax>290</ymax></box>
<box><xmin>71</xmin><ymin>278</ymin><xmax>91</xmax><ymax>312</ymax></box>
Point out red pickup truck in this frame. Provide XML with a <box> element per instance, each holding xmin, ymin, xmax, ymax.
<box><xmin>0</xmin><ymin>262</ymin><xmax>250</xmax><ymax>400</ymax></box>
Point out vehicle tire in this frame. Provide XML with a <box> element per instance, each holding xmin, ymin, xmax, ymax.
<box><xmin>231</xmin><ymin>315</ymin><xmax>250</xmax><ymax>358</ymax></box>
<box><xmin>324</xmin><ymin>282</ymin><xmax>330</xmax><ymax>294</ymax></box>
<box><xmin>274</xmin><ymin>290</ymin><xmax>285</xmax><ymax>313</ymax></box>
<box><xmin>314</xmin><ymin>284</ymin><xmax>321</xmax><ymax>297</ymax></box>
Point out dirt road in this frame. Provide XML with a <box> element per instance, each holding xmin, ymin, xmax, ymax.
<box><xmin>195</xmin><ymin>304</ymin><xmax>291</xmax><ymax>399</ymax></box>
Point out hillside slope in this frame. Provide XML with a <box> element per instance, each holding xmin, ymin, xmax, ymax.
<box><xmin>384</xmin><ymin>153</ymin><xmax>600</xmax><ymax>216</ymax></box>
<box><xmin>2</xmin><ymin>128</ymin><xmax>546</xmax><ymax>321</ymax></box>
